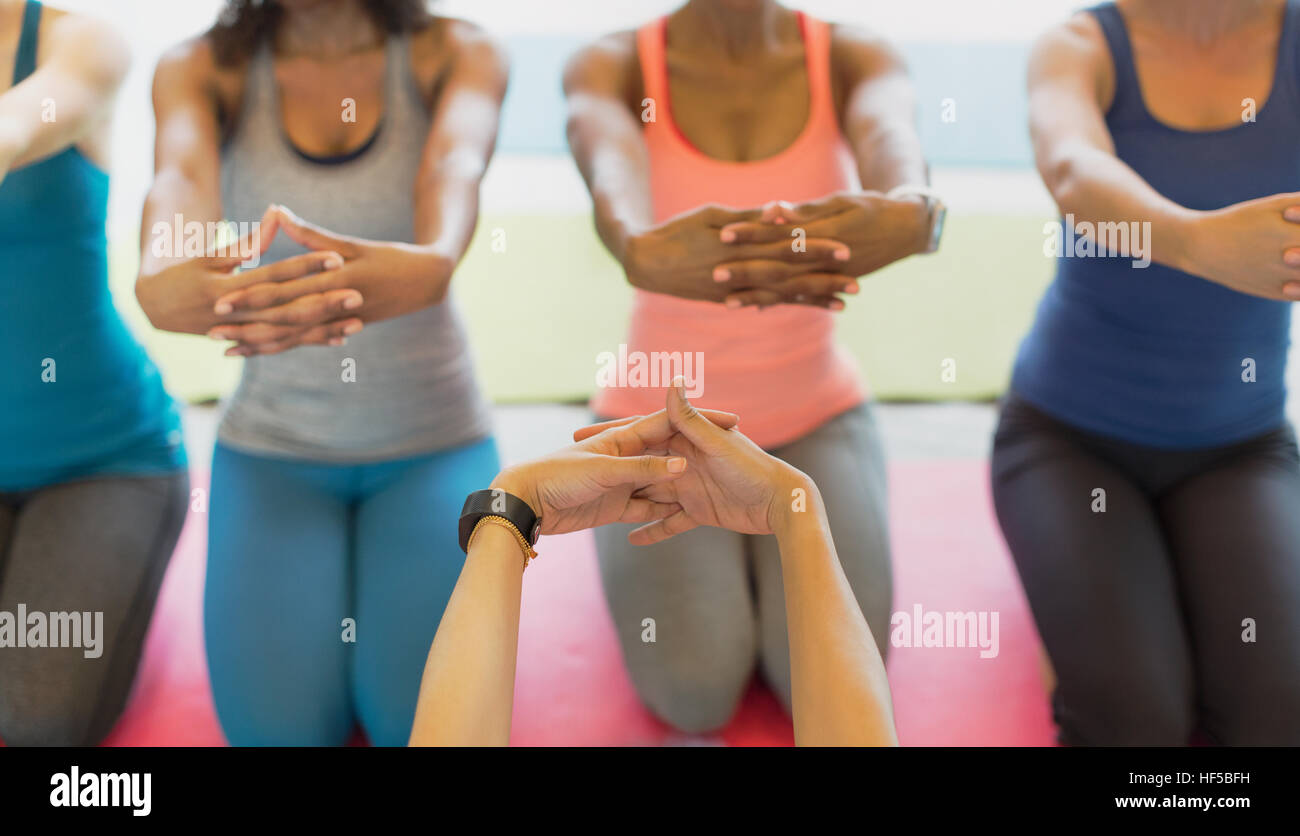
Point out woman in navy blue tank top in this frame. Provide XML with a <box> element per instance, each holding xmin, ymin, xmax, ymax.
<box><xmin>0</xmin><ymin>1</ymin><xmax>189</xmax><ymax>745</ymax></box>
<box><xmin>994</xmin><ymin>0</ymin><xmax>1300</xmax><ymax>745</ymax></box>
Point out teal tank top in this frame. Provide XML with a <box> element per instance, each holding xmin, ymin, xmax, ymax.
<box><xmin>0</xmin><ymin>0</ymin><xmax>184</xmax><ymax>490</ymax></box>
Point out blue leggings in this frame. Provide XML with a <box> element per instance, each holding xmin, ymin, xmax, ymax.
<box><xmin>204</xmin><ymin>437</ymin><xmax>500</xmax><ymax>746</ymax></box>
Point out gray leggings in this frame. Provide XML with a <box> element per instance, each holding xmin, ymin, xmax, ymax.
<box><xmin>991</xmin><ymin>394</ymin><xmax>1300</xmax><ymax>745</ymax></box>
<box><xmin>0</xmin><ymin>471</ymin><xmax>189</xmax><ymax>746</ymax></box>
<box><xmin>594</xmin><ymin>403</ymin><xmax>892</xmax><ymax>734</ymax></box>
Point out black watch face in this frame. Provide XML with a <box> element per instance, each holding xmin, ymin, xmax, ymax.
<box><xmin>529</xmin><ymin>519</ymin><xmax>542</xmax><ymax>546</ymax></box>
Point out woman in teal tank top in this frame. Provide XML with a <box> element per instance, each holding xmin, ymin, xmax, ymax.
<box><xmin>0</xmin><ymin>1</ymin><xmax>189</xmax><ymax>745</ymax></box>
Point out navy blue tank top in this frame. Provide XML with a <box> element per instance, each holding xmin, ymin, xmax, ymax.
<box><xmin>1011</xmin><ymin>1</ymin><xmax>1300</xmax><ymax>448</ymax></box>
<box><xmin>0</xmin><ymin>0</ymin><xmax>184</xmax><ymax>490</ymax></box>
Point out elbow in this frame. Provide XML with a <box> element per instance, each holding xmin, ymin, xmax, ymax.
<box><xmin>133</xmin><ymin>272</ymin><xmax>169</xmax><ymax>331</ymax></box>
<box><xmin>1040</xmin><ymin>152</ymin><xmax>1085</xmax><ymax>216</ymax></box>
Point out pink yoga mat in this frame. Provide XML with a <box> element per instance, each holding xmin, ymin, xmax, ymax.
<box><xmin>99</xmin><ymin>461</ymin><xmax>1056</xmax><ymax>747</ymax></box>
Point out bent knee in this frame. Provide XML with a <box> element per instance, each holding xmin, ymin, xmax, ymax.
<box><xmin>630</xmin><ymin>653</ymin><xmax>754</xmax><ymax>734</ymax></box>
<box><xmin>0</xmin><ymin>688</ymin><xmax>105</xmax><ymax>747</ymax></box>
<box><xmin>1056</xmin><ymin>682</ymin><xmax>1195</xmax><ymax>746</ymax></box>
<box><xmin>1208</xmin><ymin>679</ymin><xmax>1300</xmax><ymax>745</ymax></box>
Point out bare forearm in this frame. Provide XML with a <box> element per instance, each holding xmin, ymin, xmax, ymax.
<box><xmin>1038</xmin><ymin>140</ymin><xmax>1196</xmax><ymax>271</ymax></box>
<box><xmin>139</xmin><ymin>168</ymin><xmax>223</xmax><ymax>274</ymax></box>
<box><xmin>584</xmin><ymin>150</ymin><xmax>653</xmax><ymax>265</ymax></box>
<box><xmin>408</xmin><ymin>524</ymin><xmax>524</xmax><ymax>746</ymax></box>
<box><xmin>848</xmin><ymin>110</ymin><xmax>928</xmax><ymax>192</ymax></box>
<box><xmin>414</xmin><ymin>158</ymin><xmax>487</xmax><ymax>264</ymax></box>
<box><xmin>135</xmin><ymin>170</ymin><xmax>225</xmax><ymax>332</ymax></box>
<box><xmin>566</xmin><ymin>104</ymin><xmax>653</xmax><ymax>265</ymax></box>
<box><xmin>0</xmin><ymin>17</ymin><xmax>128</xmax><ymax>169</ymax></box>
<box><xmin>774</xmin><ymin>485</ymin><xmax>897</xmax><ymax>746</ymax></box>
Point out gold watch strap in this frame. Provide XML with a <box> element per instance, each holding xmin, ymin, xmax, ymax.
<box><xmin>468</xmin><ymin>515</ymin><xmax>539</xmax><ymax>571</ymax></box>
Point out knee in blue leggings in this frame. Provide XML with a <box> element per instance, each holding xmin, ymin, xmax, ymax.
<box><xmin>205</xmin><ymin>437</ymin><xmax>500</xmax><ymax>746</ymax></box>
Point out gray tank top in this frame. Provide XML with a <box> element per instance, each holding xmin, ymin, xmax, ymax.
<box><xmin>217</xmin><ymin>36</ymin><xmax>492</xmax><ymax>462</ymax></box>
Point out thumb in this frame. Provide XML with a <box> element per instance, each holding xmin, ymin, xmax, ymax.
<box><xmin>666</xmin><ymin>376</ymin><xmax>728</xmax><ymax>451</ymax></box>
<box><xmin>594</xmin><ymin>453</ymin><xmax>688</xmax><ymax>488</ymax></box>
<box><xmin>276</xmin><ymin>205</ymin><xmax>357</xmax><ymax>256</ymax></box>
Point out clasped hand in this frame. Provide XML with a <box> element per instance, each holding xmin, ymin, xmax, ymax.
<box><xmin>136</xmin><ymin>204</ymin><xmax>454</xmax><ymax>356</ymax></box>
<box><xmin>621</xmin><ymin>191</ymin><xmax>930</xmax><ymax>310</ymax></box>
<box><xmin>489</xmin><ymin>381</ymin><xmax>816</xmax><ymax>545</ymax></box>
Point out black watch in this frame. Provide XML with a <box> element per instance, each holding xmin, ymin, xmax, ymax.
<box><xmin>458</xmin><ymin>489</ymin><xmax>541</xmax><ymax>553</ymax></box>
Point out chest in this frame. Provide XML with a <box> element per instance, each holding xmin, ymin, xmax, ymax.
<box><xmin>272</xmin><ymin>51</ymin><xmax>388</xmax><ymax>156</ymax></box>
<box><xmin>664</xmin><ymin>47</ymin><xmax>811</xmax><ymax>162</ymax></box>
<box><xmin>1128</xmin><ymin>25</ymin><xmax>1281</xmax><ymax>130</ymax></box>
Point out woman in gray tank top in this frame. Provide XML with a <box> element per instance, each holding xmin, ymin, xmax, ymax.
<box><xmin>136</xmin><ymin>0</ymin><xmax>505</xmax><ymax>745</ymax></box>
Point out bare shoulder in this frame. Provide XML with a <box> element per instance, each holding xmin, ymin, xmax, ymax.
<box><xmin>1029</xmin><ymin>13</ymin><xmax>1110</xmax><ymax>81</ymax></box>
<box><xmin>153</xmin><ymin>34</ymin><xmax>235</xmax><ymax>104</ymax></box>
<box><xmin>41</xmin><ymin>5</ymin><xmax>130</xmax><ymax>86</ymax></box>
<box><xmin>409</xmin><ymin>16</ymin><xmax>509</xmax><ymax>100</ymax></box>
<box><xmin>155</xmin><ymin>34</ymin><xmax>217</xmax><ymax>85</ymax></box>
<box><xmin>562</xmin><ymin>29</ymin><xmax>639</xmax><ymax>105</ymax></box>
<box><xmin>829</xmin><ymin>22</ymin><xmax>907</xmax><ymax>80</ymax></box>
<box><xmin>1028</xmin><ymin>13</ymin><xmax>1112</xmax><ymax>104</ymax></box>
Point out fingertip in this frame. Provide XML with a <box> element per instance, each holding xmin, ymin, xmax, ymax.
<box><xmin>666</xmin><ymin>456</ymin><xmax>687</xmax><ymax>473</ymax></box>
<box><xmin>834</xmin><ymin>247</ymin><xmax>851</xmax><ymax>262</ymax></box>
<box><xmin>713</xmin><ymin>267</ymin><xmax>731</xmax><ymax>283</ymax></box>
<box><xmin>324</xmin><ymin>252</ymin><xmax>344</xmax><ymax>270</ymax></box>
<box><xmin>725</xmin><ymin>296</ymin><xmax>743</xmax><ymax>309</ymax></box>
<box><xmin>213</xmin><ymin>301</ymin><xmax>233</xmax><ymax>315</ymax></box>
<box><xmin>719</xmin><ymin>228</ymin><xmax>736</xmax><ymax>243</ymax></box>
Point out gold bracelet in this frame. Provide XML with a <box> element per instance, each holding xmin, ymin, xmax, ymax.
<box><xmin>467</xmin><ymin>515</ymin><xmax>538</xmax><ymax>571</ymax></box>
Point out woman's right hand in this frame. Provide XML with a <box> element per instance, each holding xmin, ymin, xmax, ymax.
<box><xmin>573</xmin><ymin>381</ymin><xmax>815</xmax><ymax>544</ymax></box>
<box><xmin>136</xmin><ymin>210</ymin><xmax>368</xmax><ymax>354</ymax></box>
<box><xmin>1179</xmin><ymin>193</ymin><xmax>1300</xmax><ymax>300</ymax></box>
<box><xmin>622</xmin><ymin>203</ymin><xmax>856</xmax><ymax>306</ymax></box>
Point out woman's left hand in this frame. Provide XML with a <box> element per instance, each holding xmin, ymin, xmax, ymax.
<box><xmin>489</xmin><ymin>407</ymin><xmax>740</xmax><ymax>537</ymax></box>
<box><xmin>714</xmin><ymin>192</ymin><xmax>931</xmax><ymax>308</ymax></box>
<box><xmin>209</xmin><ymin>205</ymin><xmax>456</xmax><ymax>352</ymax></box>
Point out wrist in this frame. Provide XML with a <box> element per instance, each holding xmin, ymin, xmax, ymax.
<box><xmin>900</xmin><ymin>195</ymin><xmax>932</xmax><ymax>256</ymax></box>
<box><xmin>769</xmin><ymin>469</ymin><xmax>823</xmax><ymax>541</ymax></box>
<box><xmin>881</xmin><ymin>187</ymin><xmax>936</xmax><ymax>257</ymax></box>
<box><xmin>488</xmin><ymin>467</ymin><xmax>540</xmax><ymax>519</ymax></box>
<box><xmin>404</xmin><ymin>244</ymin><xmax>456</xmax><ymax>305</ymax></box>
<box><xmin>1161</xmin><ymin>206</ymin><xmax>1204</xmax><ymax>274</ymax></box>
<box><xmin>0</xmin><ymin>125</ymin><xmax>26</xmax><ymax>170</ymax></box>
<box><xmin>618</xmin><ymin>227</ymin><xmax>650</xmax><ymax>288</ymax></box>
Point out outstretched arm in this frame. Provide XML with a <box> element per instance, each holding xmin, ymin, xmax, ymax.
<box><xmin>410</xmin><ymin>20</ymin><xmax>509</xmax><ymax>277</ymax></box>
<box><xmin>627</xmin><ymin>387</ymin><xmax>898</xmax><ymax>746</ymax></box>
<box><xmin>1028</xmin><ymin>13</ymin><xmax>1300</xmax><ymax>299</ymax></box>
<box><xmin>135</xmin><ymin>39</ymin><xmax>364</xmax><ymax>350</ymax></box>
<box><xmin>408</xmin><ymin>408</ymin><xmax>738</xmax><ymax>746</ymax></box>
<box><xmin>713</xmin><ymin>26</ymin><xmax>933</xmax><ymax>308</ymax></box>
<box><xmin>211</xmin><ymin>21</ymin><xmax>510</xmax><ymax>337</ymax></box>
<box><xmin>0</xmin><ymin>11</ymin><xmax>128</xmax><ymax>180</ymax></box>
<box><xmin>771</xmin><ymin>481</ymin><xmax>897</xmax><ymax>746</ymax></box>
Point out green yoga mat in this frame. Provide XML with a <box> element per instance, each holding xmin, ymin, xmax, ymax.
<box><xmin>108</xmin><ymin>211</ymin><xmax>1055</xmax><ymax>405</ymax></box>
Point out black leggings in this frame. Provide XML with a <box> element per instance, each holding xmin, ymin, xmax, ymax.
<box><xmin>991</xmin><ymin>394</ymin><xmax>1300</xmax><ymax>746</ymax></box>
<box><xmin>0</xmin><ymin>471</ymin><xmax>189</xmax><ymax>746</ymax></box>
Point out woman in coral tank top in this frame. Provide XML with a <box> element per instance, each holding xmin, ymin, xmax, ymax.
<box><xmin>564</xmin><ymin>0</ymin><xmax>943</xmax><ymax>733</ymax></box>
